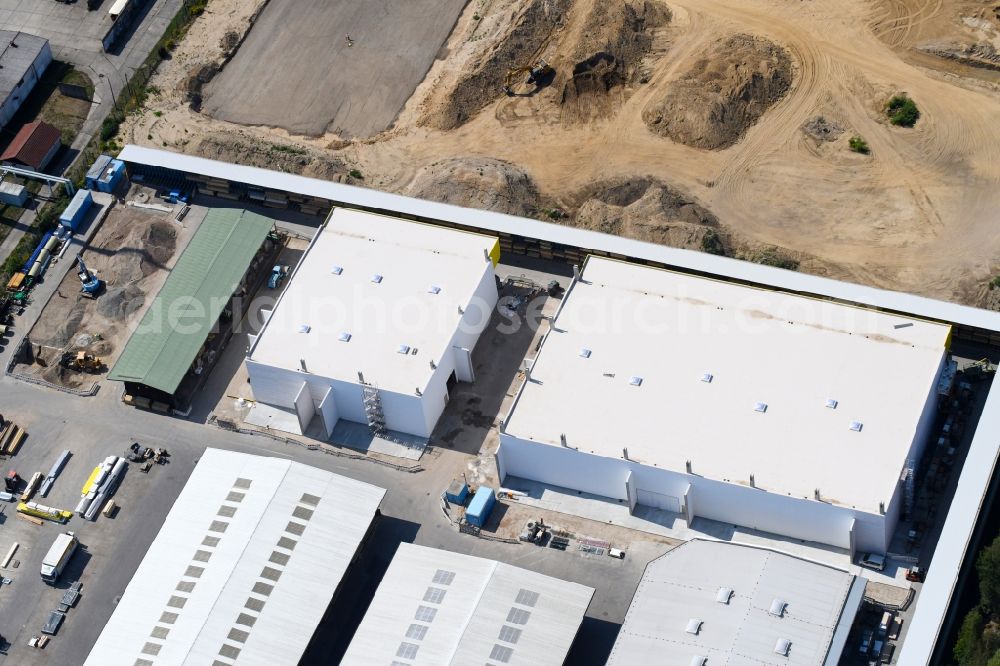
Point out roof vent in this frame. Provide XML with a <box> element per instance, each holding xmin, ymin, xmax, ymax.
<box><xmin>690</xmin><ymin>657</ymin><xmax>707</xmax><ymax>666</ymax></box>
<box><xmin>769</xmin><ymin>598</ymin><xmax>786</xmax><ymax>617</ymax></box>
<box><xmin>754</xmin><ymin>402</ymin><xmax>768</xmax><ymax>413</ymax></box>
<box><xmin>298</xmin><ymin>324</ymin><xmax>311</xmax><ymax>334</ymax></box>
<box><xmin>826</xmin><ymin>398</ymin><xmax>838</xmax><ymax>409</ymax></box>
<box><xmin>629</xmin><ymin>376</ymin><xmax>643</xmax><ymax>387</ymax></box>
<box><xmin>685</xmin><ymin>619</ymin><xmax>703</xmax><ymax>635</ymax></box>
<box><xmin>331</xmin><ymin>265</ymin><xmax>343</xmax><ymax>275</ymax></box>
<box><xmin>371</xmin><ymin>273</ymin><xmax>383</xmax><ymax>284</ymax></box>
<box><xmin>579</xmin><ymin>348</ymin><xmax>592</xmax><ymax>358</ymax></box>
<box><xmin>774</xmin><ymin>638</ymin><xmax>791</xmax><ymax>656</ymax></box>
<box><xmin>716</xmin><ymin>587</ymin><xmax>733</xmax><ymax>604</ymax></box>
<box><xmin>427</xmin><ymin>285</ymin><xmax>441</xmax><ymax>294</ymax></box>
<box><xmin>849</xmin><ymin>421</ymin><xmax>863</xmax><ymax>432</ymax></box>
<box><xmin>337</xmin><ymin>331</ymin><xmax>352</xmax><ymax>342</ymax></box>
<box><xmin>700</xmin><ymin>373</ymin><xmax>713</xmax><ymax>383</ymax></box>
<box><xmin>397</xmin><ymin>344</ymin><xmax>411</xmax><ymax>355</ymax></box>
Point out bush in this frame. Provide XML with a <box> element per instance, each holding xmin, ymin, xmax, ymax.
<box><xmin>887</xmin><ymin>95</ymin><xmax>920</xmax><ymax>127</ymax></box>
<box><xmin>955</xmin><ymin>608</ymin><xmax>985</xmax><ymax>665</ymax></box>
<box><xmin>990</xmin><ymin>275</ymin><xmax>1000</xmax><ymax>290</ymax></box>
<box><xmin>848</xmin><ymin>136</ymin><xmax>870</xmax><ymax>154</ymax></box>
<box><xmin>700</xmin><ymin>229</ymin><xmax>725</xmax><ymax>256</ymax></box>
<box><xmin>349</xmin><ymin>169</ymin><xmax>363</xmax><ymax>180</ymax></box>
<box><xmin>99</xmin><ymin>116</ymin><xmax>120</xmax><ymax>141</ymax></box>
<box><xmin>980</xmin><ymin>537</ymin><xmax>1000</xmax><ymax>612</ymax></box>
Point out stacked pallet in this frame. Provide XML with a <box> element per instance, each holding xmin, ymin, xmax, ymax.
<box><xmin>0</xmin><ymin>422</ymin><xmax>26</xmax><ymax>456</ymax></box>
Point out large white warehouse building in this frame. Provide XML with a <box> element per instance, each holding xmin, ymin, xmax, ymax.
<box><xmin>247</xmin><ymin>208</ymin><xmax>500</xmax><ymax>439</ymax></box>
<box><xmin>498</xmin><ymin>256</ymin><xmax>952</xmax><ymax>555</ymax></box>
<box><xmin>341</xmin><ymin>543</ymin><xmax>593</xmax><ymax>665</ymax></box>
<box><xmin>85</xmin><ymin>448</ymin><xmax>385</xmax><ymax>666</ymax></box>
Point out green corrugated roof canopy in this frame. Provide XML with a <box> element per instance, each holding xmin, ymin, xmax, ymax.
<box><xmin>108</xmin><ymin>209</ymin><xmax>274</xmax><ymax>394</ymax></box>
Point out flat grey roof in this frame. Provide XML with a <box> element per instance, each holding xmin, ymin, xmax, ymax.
<box><xmin>607</xmin><ymin>540</ymin><xmax>860</xmax><ymax>666</ymax></box>
<box><xmin>0</xmin><ymin>31</ymin><xmax>48</xmax><ymax>103</ymax></box>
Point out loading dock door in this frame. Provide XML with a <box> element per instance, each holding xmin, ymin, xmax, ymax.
<box><xmin>636</xmin><ymin>489</ymin><xmax>681</xmax><ymax>513</ymax></box>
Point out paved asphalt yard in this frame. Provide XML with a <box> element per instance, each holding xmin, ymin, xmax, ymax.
<box><xmin>203</xmin><ymin>0</ymin><xmax>470</xmax><ymax>137</ymax></box>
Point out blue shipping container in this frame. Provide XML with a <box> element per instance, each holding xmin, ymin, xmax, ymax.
<box><xmin>60</xmin><ymin>189</ymin><xmax>93</xmax><ymax>231</ymax></box>
<box><xmin>465</xmin><ymin>487</ymin><xmax>496</xmax><ymax>527</ymax></box>
<box><xmin>85</xmin><ymin>155</ymin><xmax>112</xmax><ymax>190</ymax></box>
<box><xmin>444</xmin><ymin>480</ymin><xmax>469</xmax><ymax>505</ymax></box>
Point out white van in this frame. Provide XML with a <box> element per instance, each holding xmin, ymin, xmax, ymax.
<box><xmin>860</xmin><ymin>553</ymin><xmax>886</xmax><ymax>571</ymax></box>
<box><xmin>878</xmin><ymin>611</ymin><xmax>893</xmax><ymax>635</ymax></box>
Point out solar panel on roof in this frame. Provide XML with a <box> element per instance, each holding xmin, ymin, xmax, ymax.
<box><xmin>515</xmin><ymin>589</ymin><xmax>539</xmax><ymax>607</ymax></box>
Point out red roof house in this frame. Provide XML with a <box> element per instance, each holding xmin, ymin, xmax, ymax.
<box><xmin>1</xmin><ymin>120</ymin><xmax>61</xmax><ymax>172</ymax></box>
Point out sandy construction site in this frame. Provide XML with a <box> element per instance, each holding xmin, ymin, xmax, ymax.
<box><xmin>118</xmin><ymin>0</ymin><xmax>1000</xmax><ymax>306</ymax></box>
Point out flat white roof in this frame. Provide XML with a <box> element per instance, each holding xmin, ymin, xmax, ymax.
<box><xmin>607</xmin><ymin>540</ymin><xmax>860</xmax><ymax>666</ymax></box>
<box><xmin>504</xmin><ymin>257</ymin><xmax>951</xmax><ymax>511</ymax></box>
<box><xmin>341</xmin><ymin>543</ymin><xmax>594</xmax><ymax>666</ymax></box>
<box><xmin>248</xmin><ymin>207</ymin><xmax>497</xmax><ymax>393</ymax></box>
<box><xmin>84</xmin><ymin>448</ymin><xmax>385</xmax><ymax>666</ymax></box>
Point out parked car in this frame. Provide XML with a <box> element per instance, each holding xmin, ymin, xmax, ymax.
<box><xmin>860</xmin><ymin>553</ymin><xmax>886</xmax><ymax>571</ymax></box>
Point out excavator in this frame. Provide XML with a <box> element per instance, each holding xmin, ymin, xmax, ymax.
<box><xmin>502</xmin><ymin>31</ymin><xmax>556</xmax><ymax>96</ymax></box>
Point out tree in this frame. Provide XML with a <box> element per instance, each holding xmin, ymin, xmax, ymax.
<box><xmin>955</xmin><ymin>607</ymin><xmax>984</xmax><ymax>665</ymax></box>
<box><xmin>979</xmin><ymin>536</ymin><xmax>1000</xmax><ymax>611</ymax></box>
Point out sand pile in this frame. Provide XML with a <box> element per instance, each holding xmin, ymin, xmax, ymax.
<box><xmin>431</xmin><ymin>0</ymin><xmax>572</xmax><ymax>130</ymax></box>
<box><xmin>404</xmin><ymin>157</ymin><xmax>541</xmax><ymax>217</ymax></box>
<box><xmin>561</xmin><ymin>177</ymin><xmax>721</xmax><ymax>250</ymax></box>
<box><xmin>561</xmin><ymin>0</ymin><xmax>670</xmax><ymax>122</ymax></box>
<box><xmin>643</xmin><ymin>34</ymin><xmax>793</xmax><ymax>149</ymax></box>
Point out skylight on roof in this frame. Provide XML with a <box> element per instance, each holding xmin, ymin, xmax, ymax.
<box><xmin>716</xmin><ymin>587</ymin><xmax>733</xmax><ymax>604</ymax></box>
<box><xmin>427</xmin><ymin>285</ymin><xmax>441</xmax><ymax>294</ymax></box>
<box><xmin>371</xmin><ymin>274</ymin><xmax>383</xmax><ymax>284</ymax></box>
<box><xmin>701</xmin><ymin>373</ymin><xmax>713</xmax><ymax>383</ymax></box>
<box><xmin>331</xmin><ymin>265</ymin><xmax>343</xmax><ymax>275</ymax></box>
<box><xmin>685</xmin><ymin>618</ymin><xmax>703</xmax><ymax>635</ymax></box>
<box><xmin>826</xmin><ymin>398</ymin><xmax>838</xmax><ymax>409</ymax></box>
<box><xmin>774</xmin><ymin>638</ymin><xmax>791</xmax><ymax>656</ymax></box>
<box><xmin>769</xmin><ymin>598</ymin><xmax>786</xmax><ymax>617</ymax></box>
<box><xmin>754</xmin><ymin>402</ymin><xmax>768</xmax><ymax>413</ymax></box>
<box><xmin>849</xmin><ymin>421</ymin><xmax>863</xmax><ymax>432</ymax></box>
<box><xmin>338</xmin><ymin>332</ymin><xmax>352</xmax><ymax>342</ymax></box>
<box><xmin>690</xmin><ymin>657</ymin><xmax>707</xmax><ymax>666</ymax></box>
<box><xmin>298</xmin><ymin>324</ymin><xmax>311</xmax><ymax>334</ymax></box>
<box><xmin>397</xmin><ymin>344</ymin><xmax>411</xmax><ymax>355</ymax></box>
<box><xmin>579</xmin><ymin>348</ymin><xmax>592</xmax><ymax>358</ymax></box>
<box><xmin>629</xmin><ymin>376</ymin><xmax>643</xmax><ymax>387</ymax></box>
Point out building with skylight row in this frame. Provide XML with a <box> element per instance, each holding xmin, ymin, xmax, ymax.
<box><xmin>246</xmin><ymin>208</ymin><xmax>500</xmax><ymax>439</ymax></box>
<box><xmin>497</xmin><ymin>256</ymin><xmax>954</xmax><ymax>555</ymax></box>
<box><xmin>341</xmin><ymin>543</ymin><xmax>594</xmax><ymax>666</ymax></box>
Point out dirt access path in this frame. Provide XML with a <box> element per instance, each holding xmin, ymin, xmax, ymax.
<box><xmin>120</xmin><ymin>0</ymin><xmax>1000</xmax><ymax>305</ymax></box>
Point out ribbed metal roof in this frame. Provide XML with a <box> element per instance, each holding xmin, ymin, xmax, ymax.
<box><xmin>107</xmin><ymin>208</ymin><xmax>273</xmax><ymax>394</ymax></box>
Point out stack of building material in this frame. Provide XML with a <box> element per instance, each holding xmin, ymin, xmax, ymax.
<box><xmin>0</xmin><ymin>421</ymin><xmax>27</xmax><ymax>455</ymax></box>
<box><xmin>76</xmin><ymin>455</ymin><xmax>125</xmax><ymax>520</ymax></box>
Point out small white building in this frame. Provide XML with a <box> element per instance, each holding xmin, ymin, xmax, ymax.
<box><xmin>341</xmin><ymin>542</ymin><xmax>594</xmax><ymax>665</ymax></box>
<box><xmin>246</xmin><ymin>208</ymin><xmax>500</xmax><ymax>439</ymax></box>
<box><xmin>607</xmin><ymin>540</ymin><xmax>865</xmax><ymax>666</ymax></box>
<box><xmin>84</xmin><ymin>448</ymin><xmax>386</xmax><ymax>666</ymax></box>
<box><xmin>498</xmin><ymin>256</ymin><xmax>952</xmax><ymax>554</ymax></box>
<box><xmin>0</xmin><ymin>32</ymin><xmax>52</xmax><ymax>129</ymax></box>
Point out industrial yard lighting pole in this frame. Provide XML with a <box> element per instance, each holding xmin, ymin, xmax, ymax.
<box><xmin>100</xmin><ymin>52</ymin><xmax>137</xmax><ymax>102</ymax></box>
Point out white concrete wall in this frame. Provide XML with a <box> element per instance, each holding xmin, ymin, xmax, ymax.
<box><xmin>497</xmin><ymin>434</ymin><xmax>892</xmax><ymax>553</ymax></box>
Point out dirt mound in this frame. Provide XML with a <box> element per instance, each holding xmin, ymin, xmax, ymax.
<box><xmin>101</xmin><ymin>220</ymin><xmax>177</xmax><ymax>285</ymax></box>
<box><xmin>50</xmin><ymin>303</ymin><xmax>87</xmax><ymax>348</ymax></box>
<box><xmin>802</xmin><ymin>116</ymin><xmax>845</xmax><ymax>142</ymax></box>
<box><xmin>560</xmin><ymin>177</ymin><xmax>721</xmax><ymax>250</ymax></box>
<box><xmin>561</xmin><ymin>1</ymin><xmax>670</xmax><ymax>122</ymax></box>
<box><xmin>196</xmin><ymin>134</ymin><xmax>346</xmax><ymax>180</ymax></box>
<box><xmin>917</xmin><ymin>41</ymin><xmax>1000</xmax><ymax>72</ymax></box>
<box><xmin>431</xmin><ymin>0</ymin><xmax>572</xmax><ymax>130</ymax></box>
<box><xmin>643</xmin><ymin>34</ymin><xmax>793</xmax><ymax>149</ymax></box>
<box><xmin>97</xmin><ymin>284</ymin><xmax>147</xmax><ymax>321</ymax></box>
<box><xmin>404</xmin><ymin>157</ymin><xmax>541</xmax><ymax>217</ymax></box>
